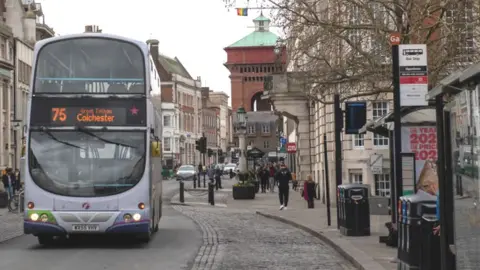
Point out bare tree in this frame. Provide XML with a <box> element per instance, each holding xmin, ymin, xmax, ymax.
<box><xmin>223</xmin><ymin>0</ymin><xmax>480</xmax><ymax>103</ymax></box>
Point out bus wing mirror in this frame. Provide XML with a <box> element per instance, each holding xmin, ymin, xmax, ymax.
<box><xmin>151</xmin><ymin>141</ymin><xmax>161</xmax><ymax>157</ymax></box>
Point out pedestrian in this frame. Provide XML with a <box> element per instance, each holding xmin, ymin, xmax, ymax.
<box><xmin>268</xmin><ymin>163</ymin><xmax>276</xmax><ymax>192</ymax></box>
<box><xmin>292</xmin><ymin>173</ymin><xmax>298</xmax><ymax>191</ymax></box>
<box><xmin>197</xmin><ymin>163</ymin><xmax>203</xmax><ymax>181</ymax></box>
<box><xmin>275</xmin><ymin>164</ymin><xmax>292</xmax><ymax>210</ymax></box>
<box><xmin>259</xmin><ymin>166</ymin><xmax>269</xmax><ymax>193</ymax></box>
<box><xmin>2</xmin><ymin>168</ymin><xmax>16</xmax><ymax>199</ymax></box>
<box><xmin>303</xmin><ymin>175</ymin><xmax>316</xmax><ymax>208</ymax></box>
<box><xmin>214</xmin><ymin>165</ymin><xmax>222</xmax><ymax>189</ymax></box>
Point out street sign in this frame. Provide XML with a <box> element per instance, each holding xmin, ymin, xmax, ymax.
<box><xmin>280</xmin><ymin>137</ymin><xmax>287</xmax><ymax>145</ymax></box>
<box><xmin>389</xmin><ymin>33</ymin><xmax>400</xmax><ymax>45</ymax></box>
<box><xmin>398</xmin><ymin>44</ymin><xmax>428</xmax><ymax>106</ymax></box>
<box><xmin>345</xmin><ymin>102</ymin><xmax>366</xmax><ymax>134</ymax></box>
<box><xmin>286</xmin><ymin>142</ymin><xmax>296</xmax><ymax>153</ymax></box>
<box><xmin>370</xmin><ymin>154</ymin><xmax>383</xmax><ymax>174</ymax></box>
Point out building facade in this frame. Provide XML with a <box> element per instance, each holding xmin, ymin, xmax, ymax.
<box><xmin>151</xmin><ymin>39</ymin><xmax>202</xmax><ymax>166</ymax></box>
<box><xmin>0</xmin><ymin>1</ymin><xmax>54</xmax><ymax>171</ymax></box>
<box><xmin>201</xmin><ymin>87</ymin><xmax>219</xmax><ymax>165</ymax></box>
<box><xmin>224</xmin><ymin>15</ymin><xmax>285</xmax><ymax>113</ymax></box>
<box><xmin>208</xmin><ymin>91</ymin><xmax>229</xmax><ymax>154</ymax></box>
<box><xmin>232</xmin><ymin>111</ymin><xmax>278</xmax><ymax>157</ymax></box>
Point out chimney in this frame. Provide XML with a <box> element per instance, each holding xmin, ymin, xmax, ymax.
<box><xmin>84</xmin><ymin>25</ymin><xmax>102</xmax><ymax>33</ymax></box>
<box><xmin>146</xmin><ymin>39</ymin><xmax>159</xmax><ymax>60</ymax></box>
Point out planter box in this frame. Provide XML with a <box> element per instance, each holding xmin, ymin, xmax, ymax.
<box><xmin>251</xmin><ymin>181</ymin><xmax>260</xmax><ymax>193</ymax></box>
<box><xmin>0</xmin><ymin>191</ymin><xmax>8</xmax><ymax>208</ymax></box>
<box><xmin>232</xmin><ymin>185</ymin><xmax>255</xmax><ymax>200</ymax></box>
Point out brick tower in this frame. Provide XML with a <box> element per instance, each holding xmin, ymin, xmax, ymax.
<box><xmin>224</xmin><ymin>14</ymin><xmax>286</xmax><ymax>112</ymax></box>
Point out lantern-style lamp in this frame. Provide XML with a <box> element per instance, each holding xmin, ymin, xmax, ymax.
<box><xmin>236</xmin><ymin>105</ymin><xmax>246</xmax><ymax>126</ymax></box>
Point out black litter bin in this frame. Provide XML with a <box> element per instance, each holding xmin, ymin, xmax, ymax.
<box><xmin>397</xmin><ymin>192</ymin><xmax>436</xmax><ymax>270</ymax></box>
<box><xmin>339</xmin><ymin>184</ymin><xmax>370</xmax><ymax>236</ymax></box>
<box><xmin>419</xmin><ymin>203</ymin><xmax>440</xmax><ymax>270</ymax></box>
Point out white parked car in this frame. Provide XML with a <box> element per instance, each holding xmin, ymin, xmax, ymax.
<box><xmin>176</xmin><ymin>165</ymin><xmax>196</xmax><ymax>181</ymax></box>
<box><xmin>223</xmin><ymin>163</ymin><xmax>237</xmax><ymax>175</ymax></box>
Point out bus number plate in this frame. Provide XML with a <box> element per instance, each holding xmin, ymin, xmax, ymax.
<box><xmin>72</xmin><ymin>224</ymin><xmax>99</xmax><ymax>232</ymax></box>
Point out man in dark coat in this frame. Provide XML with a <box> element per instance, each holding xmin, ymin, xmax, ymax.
<box><xmin>275</xmin><ymin>164</ymin><xmax>292</xmax><ymax>210</ymax></box>
<box><xmin>2</xmin><ymin>168</ymin><xmax>16</xmax><ymax>199</ymax></box>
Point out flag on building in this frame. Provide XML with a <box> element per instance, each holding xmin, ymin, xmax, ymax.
<box><xmin>236</xmin><ymin>8</ymin><xmax>248</xmax><ymax>16</ymax></box>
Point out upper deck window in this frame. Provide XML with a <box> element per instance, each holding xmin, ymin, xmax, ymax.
<box><xmin>34</xmin><ymin>38</ymin><xmax>145</xmax><ymax>94</ymax></box>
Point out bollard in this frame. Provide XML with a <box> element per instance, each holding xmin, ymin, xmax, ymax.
<box><xmin>193</xmin><ymin>176</ymin><xmax>196</xmax><ymax>188</ymax></box>
<box><xmin>203</xmin><ymin>173</ymin><xmax>206</xmax><ymax>188</ymax></box>
<box><xmin>208</xmin><ymin>182</ymin><xmax>215</xmax><ymax>205</ymax></box>
<box><xmin>179</xmin><ymin>181</ymin><xmax>185</xmax><ymax>203</ymax></box>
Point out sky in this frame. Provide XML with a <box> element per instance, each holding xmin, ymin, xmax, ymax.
<box><xmin>37</xmin><ymin>0</ymin><xmax>280</xmax><ymax>106</ymax></box>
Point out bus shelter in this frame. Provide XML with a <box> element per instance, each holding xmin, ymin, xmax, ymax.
<box><xmin>426</xmin><ymin>63</ymin><xmax>480</xmax><ymax>270</ymax></box>
<box><xmin>360</xmin><ymin>106</ymin><xmax>438</xmax><ymax>245</ymax></box>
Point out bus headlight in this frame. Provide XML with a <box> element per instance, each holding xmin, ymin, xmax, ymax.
<box><xmin>40</xmin><ymin>214</ymin><xmax>48</xmax><ymax>222</ymax></box>
<box><xmin>132</xmin><ymin>213</ymin><xmax>141</xmax><ymax>221</ymax></box>
<box><xmin>123</xmin><ymin>214</ymin><xmax>132</xmax><ymax>222</ymax></box>
<box><xmin>30</xmin><ymin>213</ymin><xmax>39</xmax><ymax>221</ymax></box>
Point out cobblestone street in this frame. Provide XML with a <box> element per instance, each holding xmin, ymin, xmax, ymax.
<box><xmin>173</xmin><ymin>204</ymin><xmax>356</xmax><ymax>270</ymax></box>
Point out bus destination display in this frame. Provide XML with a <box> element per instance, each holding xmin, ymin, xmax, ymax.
<box><xmin>51</xmin><ymin>107</ymin><xmax>127</xmax><ymax>125</ymax></box>
<box><xmin>30</xmin><ymin>97</ymin><xmax>146</xmax><ymax>126</ymax></box>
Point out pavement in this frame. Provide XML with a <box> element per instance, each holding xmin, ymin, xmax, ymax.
<box><xmin>171</xmin><ymin>180</ymin><xmax>397</xmax><ymax>270</ymax></box>
<box><xmin>0</xmin><ymin>208</ymin><xmax>23</xmax><ymax>243</ymax></box>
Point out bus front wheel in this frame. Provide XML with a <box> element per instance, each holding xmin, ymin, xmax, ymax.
<box><xmin>138</xmin><ymin>231</ymin><xmax>151</xmax><ymax>243</ymax></box>
<box><xmin>37</xmin><ymin>235</ymin><xmax>54</xmax><ymax>246</ymax></box>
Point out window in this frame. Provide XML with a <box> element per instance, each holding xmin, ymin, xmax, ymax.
<box><xmin>163</xmin><ymin>115</ymin><xmax>171</xmax><ymax>127</ymax></box>
<box><xmin>352</xmin><ymin>134</ymin><xmax>364</xmax><ymax>148</ymax></box>
<box><xmin>263</xmin><ymin>140</ymin><xmax>269</xmax><ymax>148</ymax></box>
<box><xmin>374</xmin><ymin>173</ymin><xmax>390</xmax><ymax>197</ymax></box>
<box><xmin>248</xmin><ymin>124</ymin><xmax>255</xmax><ymax>134</ymax></box>
<box><xmin>164</xmin><ymin>137</ymin><xmax>171</xmax><ymax>151</ymax></box>
<box><xmin>372</xmin><ymin>101</ymin><xmax>389</xmax><ymax>147</ymax></box>
<box><xmin>349</xmin><ymin>173</ymin><xmax>363</xmax><ymax>184</ymax></box>
<box><xmin>2</xmin><ymin>81</ymin><xmax>7</xmax><ymax>110</ymax></box>
<box><xmin>262</xmin><ymin>124</ymin><xmax>270</xmax><ymax>133</ymax></box>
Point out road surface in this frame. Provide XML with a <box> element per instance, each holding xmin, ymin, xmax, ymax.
<box><xmin>0</xmin><ymin>180</ymin><xmax>203</xmax><ymax>270</ymax></box>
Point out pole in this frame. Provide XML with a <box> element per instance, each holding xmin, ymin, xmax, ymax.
<box><xmin>334</xmin><ymin>94</ymin><xmax>342</xmax><ymax>229</ymax></box>
<box><xmin>208</xmin><ymin>182</ymin><xmax>215</xmax><ymax>205</ymax></box>
<box><xmin>238</xmin><ymin>133</ymin><xmax>247</xmax><ymax>173</ymax></box>
<box><xmin>443</xmin><ymin>109</ymin><xmax>456</xmax><ymax>269</ymax></box>
<box><xmin>179</xmin><ymin>181</ymin><xmax>184</xmax><ymax>203</ymax></box>
<box><xmin>392</xmin><ymin>43</ymin><xmax>403</xmax><ymax>221</ymax></box>
<box><xmin>436</xmin><ymin>96</ymin><xmax>455</xmax><ymax>270</ymax></box>
<box><xmin>389</xmin><ymin>131</ymin><xmax>396</xmax><ymax>224</ymax></box>
<box><xmin>323</xmin><ymin>134</ymin><xmax>331</xmax><ymax>226</ymax></box>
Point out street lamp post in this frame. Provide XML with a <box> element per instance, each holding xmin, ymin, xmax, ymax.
<box><xmin>236</xmin><ymin>106</ymin><xmax>247</xmax><ymax>173</ymax></box>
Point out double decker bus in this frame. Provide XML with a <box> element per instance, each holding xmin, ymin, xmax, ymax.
<box><xmin>22</xmin><ymin>33</ymin><xmax>163</xmax><ymax>245</ymax></box>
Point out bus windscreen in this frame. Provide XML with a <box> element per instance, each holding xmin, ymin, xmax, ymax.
<box><xmin>30</xmin><ymin>97</ymin><xmax>146</xmax><ymax>126</ymax></box>
<box><xmin>34</xmin><ymin>37</ymin><xmax>145</xmax><ymax>94</ymax></box>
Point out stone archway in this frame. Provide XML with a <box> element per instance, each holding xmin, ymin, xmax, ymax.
<box><xmin>261</xmin><ymin>73</ymin><xmax>312</xmax><ymax>182</ymax></box>
<box><xmin>251</xmin><ymin>91</ymin><xmax>272</xmax><ymax>111</ymax></box>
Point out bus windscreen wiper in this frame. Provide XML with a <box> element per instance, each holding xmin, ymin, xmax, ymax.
<box><xmin>75</xmin><ymin>126</ymin><xmax>136</xmax><ymax>148</ymax></box>
<box><xmin>41</xmin><ymin>128</ymin><xmax>84</xmax><ymax>149</ymax></box>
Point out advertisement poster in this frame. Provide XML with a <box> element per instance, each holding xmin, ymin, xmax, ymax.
<box><xmin>401</xmin><ymin>126</ymin><xmax>438</xmax><ymax>194</ymax></box>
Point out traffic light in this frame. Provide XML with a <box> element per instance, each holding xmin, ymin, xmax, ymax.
<box><xmin>195</xmin><ymin>137</ymin><xmax>207</xmax><ymax>153</ymax></box>
<box><xmin>200</xmin><ymin>137</ymin><xmax>207</xmax><ymax>153</ymax></box>
<box><xmin>218</xmin><ymin>149</ymin><xmax>223</xmax><ymax>157</ymax></box>
<box><xmin>195</xmin><ymin>139</ymin><xmax>202</xmax><ymax>152</ymax></box>
<box><xmin>207</xmin><ymin>148</ymin><xmax>213</xmax><ymax>157</ymax></box>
